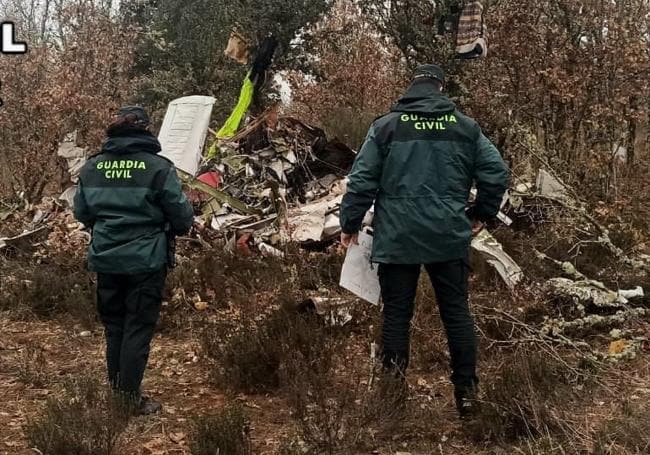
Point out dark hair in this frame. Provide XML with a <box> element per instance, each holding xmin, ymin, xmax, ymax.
<box><xmin>412</xmin><ymin>77</ymin><xmax>443</xmax><ymax>92</ymax></box>
<box><xmin>106</xmin><ymin>113</ymin><xmax>146</xmax><ymax>136</ymax></box>
<box><xmin>108</xmin><ymin>113</ymin><xmax>140</xmax><ymax>129</ymax></box>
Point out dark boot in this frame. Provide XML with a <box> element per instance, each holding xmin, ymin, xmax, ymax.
<box><xmin>454</xmin><ymin>386</ymin><xmax>479</xmax><ymax>419</ymax></box>
<box><xmin>138</xmin><ymin>395</ymin><xmax>162</xmax><ymax>416</ymax></box>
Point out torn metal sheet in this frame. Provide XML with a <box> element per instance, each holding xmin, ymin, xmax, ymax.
<box><xmin>287</xmin><ymin>195</ymin><xmax>343</xmax><ymax>243</ymax></box>
<box><xmin>211</xmin><ymin>213</ymin><xmax>252</xmax><ymax>231</ymax></box>
<box><xmin>471</xmin><ymin>229</ymin><xmax>523</xmax><ymax>289</ymax></box>
<box><xmin>57</xmin><ymin>132</ymin><xmax>87</xmax><ymax>183</ymax></box>
<box><xmin>179</xmin><ymin>170</ymin><xmax>261</xmax><ymax>216</ymax></box>
<box><xmin>536</xmin><ymin>169</ymin><xmax>568</xmax><ymax>198</ymax></box>
<box><xmin>158</xmin><ymin>96</ymin><xmax>217</xmax><ymax>176</ymax></box>
<box><xmin>546</xmin><ymin>278</ymin><xmax>628</xmax><ymax>307</ymax></box>
<box><xmin>290</xmin><ymin>210</ymin><xmax>326</xmax><ymax>242</ymax></box>
<box><xmin>619</xmin><ymin>287</ymin><xmax>645</xmax><ymax>300</ymax></box>
<box><xmin>59</xmin><ymin>186</ymin><xmax>77</xmax><ymax>209</ymax></box>
<box><xmin>323</xmin><ymin>213</ymin><xmax>341</xmax><ymax>238</ymax></box>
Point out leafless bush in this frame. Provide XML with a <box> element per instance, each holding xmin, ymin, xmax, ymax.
<box><xmin>281</xmin><ymin>326</ymin><xmax>423</xmax><ymax>454</ymax></box>
<box><xmin>17</xmin><ymin>345</ymin><xmax>51</xmax><ymax>388</ymax></box>
<box><xmin>25</xmin><ymin>376</ymin><xmax>130</xmax><ymax>455</ymax></box>
<box><xmin>201</xmin><ymin>305</ymin><xmax>332</xmax><ymax>393</ymax></box>
<box><xmin>189</xmin><ymin>403</ymin><xmax>252</xmax><ymax>455</ymax></box>
<box><xmin>593</xmin><ymin>401</ymin><xmax>650</xmax><ymax>454</ymax></box>
<box><xmin>0</xmin><ymin>260</ymin><xmax>96</xmax><ymax>328</ymax></box>
<box><xmin>466</xmin><ymin>348</ymin><xmax>588</xmax><ymax>445</ymax></box>
<box><xmin>0</xmin><ymin>259</ymin><xmax>96</xmax><ymax>328</ymax></box>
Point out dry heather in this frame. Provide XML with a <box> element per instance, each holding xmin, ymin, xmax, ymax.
<box><xmin>25</xmin><ymin>376</ymin><xmax>132</xmax><ymax>455</ymax></box>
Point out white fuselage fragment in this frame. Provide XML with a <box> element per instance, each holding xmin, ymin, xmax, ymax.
<box><xmin>158</xmin><ymin>96</ymin><xmax>217</xmax><ymax>176</ymax></box>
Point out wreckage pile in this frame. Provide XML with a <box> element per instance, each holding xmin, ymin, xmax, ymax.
<box><xmin>187</xmin><ymin>113</ymin><xmax>356</xmax><ymax>251</ymax></box>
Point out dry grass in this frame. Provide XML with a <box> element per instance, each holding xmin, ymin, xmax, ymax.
<box><xmin>593</xmin><ymin>401</ymin><xmax>650</xmax><ymax>454</ymax></box>
<box><xmin>0</xmin><ymin>256</ymin><xmax>96</xmax><ymax>328</ymax></box>
<box><xmin>189</xmin><ymin>403</ymin><xmax>252</xmax><ymax>455</ymax></box>
<box><xmin>25</xmin><ymin>376</ymin><xmax>131</xmax><ymax>455</ymax></box>
<box><xmin>16</xmin><ymin>344</ymin><xmax>51</xmax><ymax>388</ymax></box>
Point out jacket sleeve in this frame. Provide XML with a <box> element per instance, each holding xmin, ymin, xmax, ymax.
<box><xmin>340</xmin><ymin>125</ymin><xmax>384</xmax><ymax>234</ymax></box>
<box><xmin>470</xmin><ymin>132</ymin><xmax>509</xmax><ymax>222</ymax></box>
<box><xmin>159</xmin><ymin>167</ymin><xmax>194</xmax><ymax>235</ymax></box>
<box><xmin>73</xmin><ymin>181</ymin><xmax>95</xmax><ymax>227</ymax></box>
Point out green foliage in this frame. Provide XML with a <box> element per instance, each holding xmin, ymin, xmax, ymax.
<box><xmin>124</xmin><ymin>0</ymin><xmax>334</xmax><ymax>120</ymax></box>
<box><xmin>358</xmin><ymin>0</ymin><xmax>462</xmax><ymax>67</ymax></box>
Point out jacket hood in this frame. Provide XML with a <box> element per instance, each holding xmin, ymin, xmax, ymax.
<box><xmin>391</xmin><ymin>82</ymin><xmax>456</xmax><ymax>115</ymax></box>
<box><xmin>101</xmin><ymin>128</ymin><xmax>161</xmax><ymax>156</ymax></box>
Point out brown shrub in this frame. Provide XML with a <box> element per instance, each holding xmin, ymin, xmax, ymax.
<box><xmin>0</xmin><ymin>258</ymin><xmax>96</xmax><ymax>328</ymax></box>
<box><xmin>189</xmin><ymin>403</ymin><xmax>252</xmax><ymax>455</ymax></box>
<box><xmin>25</xmin><ymin>376</ymin><xmax>130</xmax><ymax>455</ymax></box>
<box><xmin>593</xmin><ymin>401</ymin><xmax>650</xmax><ymax>455</ymax></box>
<box><xmin>17</xmin><ymin>345</ymin><xmax>51</xmax><ymax>389</ymax></box>
<box><xmin>467</xmin><ymin>348</ymin><xmax>589</xmax><ymax>444</ymax></box>
<box><xmin>201</xmin><ymin>305</ymin><xmax>334</xmax><ymax>393</ymax></box>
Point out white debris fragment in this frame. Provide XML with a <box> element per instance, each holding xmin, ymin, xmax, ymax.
<box><xmin>471</xmin><ymin>229</ymin><xmax>523</xmax><ymax>289</ymax></box>
<box><xmin>547</xmin><ymin>277</ymin><xmax>628</xmax><ymax>307</ymax></box>
<box><xmin>322</xmin><ymin>213</ymin><xmax>341</xmax><ymax>238</ymax></box>
<box><xmin>536</xmin><ymin>169</ymin><xmax>568</xmax><ymax>198</ymax></box>
<box><xmin>158</xmin><ymin>96</ymin><xmax>217</xmax><ymax>176</ymax></box>
<box><xmin>287</xmin><ymin>195</ymin><xmax>343</xmax><ymax>243</ymax></box>
<box><xmin>58</xmin><ymin>186</ymin><xmax>77</xmax><ymax>209</ymax></box>
<box><xmin>259</xmin><ymin>242</ymin><xmax>284</xmax><ymax>258</ymax></box>
<box><xmin>618</xmin><ymin>287</ymin><xmax>644</xmax><ymax>300</ymax></box>
<box><xmin>311</xmin><ymin>296</ymin><xmax>354</xmax><ymax>326</ymax></box>
<box><xmin>57</xmin><ymin>131</ymin><xmax>87</xmax><ymax>183</ymax></box>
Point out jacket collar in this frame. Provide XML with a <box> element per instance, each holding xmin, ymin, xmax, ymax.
<box><xmin>101</xmin><ymin>127</ymin><xmax>161</xmax><ymax>156</ymax></box>
<box><xmin>391</xmin><ymin>82</ymin><xmax>457</xmax><ymax>115</ymax></box>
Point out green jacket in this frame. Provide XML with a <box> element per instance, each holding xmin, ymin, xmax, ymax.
<box><xmin>74</xmin><ymin>127</ymin><xmax>194</xmax><ymax>274</ymax></box>
<box><xmin>340</xmin><ymin>83</ymin><xmax>509</xmax><ymax>264</ymax></box>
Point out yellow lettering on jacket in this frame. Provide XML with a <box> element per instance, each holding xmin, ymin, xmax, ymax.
<box><xmin>99</xmin><ymin>160</ymin><xmax>144</xmax><ymax>179</ymax></box>
<box><xmin>401</xmin><ymin>114</ymin><xmax>453</xmax><ymax>130</ymax></box>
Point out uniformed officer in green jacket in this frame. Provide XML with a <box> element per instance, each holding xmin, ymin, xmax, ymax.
<box><xmin>74</xmin><ymin>106</ymin><xmax>193</xmax><ymax>415</ymax></box>
<box><xmin>340</xmin><ymin>65</ymin><xmax>509</xmax><ymax>417</ymax></box>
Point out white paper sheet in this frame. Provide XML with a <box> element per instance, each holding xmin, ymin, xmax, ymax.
<box><xmin>339</xmin><ymin>231</ymin><xmax>381</xmax><ymax>305</ymax></box>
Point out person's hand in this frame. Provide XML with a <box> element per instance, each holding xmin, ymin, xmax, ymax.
<box><xmin>471</xmin><ymin>220</ymin><xmax>486</xmax><ymax>236</ymax></box>
<box><xmin>341</xmin><ymin>232</ymin><xmax>359</xmax><ymax>248</ymax></box>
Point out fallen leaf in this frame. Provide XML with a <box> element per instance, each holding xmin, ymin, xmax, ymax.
<box><xmin>194</xmin><ymin>301</ymin><xmax>208</xmax><ymax>311</ymax></box>
<box><xmin>608</xmin><ymin>339</ymin><xmax>628</xmax><ymax>355</ymax></box>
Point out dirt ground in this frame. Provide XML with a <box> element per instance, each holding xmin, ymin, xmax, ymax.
<box><xmin>0</xmin><ymin>315</ymin><xmax>463</xmax><ymax>455</ymax></box>
<box><xmin>2</xmin><ymin>308</ymin><xmax>650</xmax><ymax>455</ymax></box>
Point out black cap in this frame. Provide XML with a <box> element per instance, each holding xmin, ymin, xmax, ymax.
<box><xmin>413</xmin><ymin>64</ymin><xmax>445</xmax><ymax>84</ymax></box>
<box><xmin>117</xmin><ymin>105</ymin><xmax>150</xmax><ymax>126</ymax></box>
